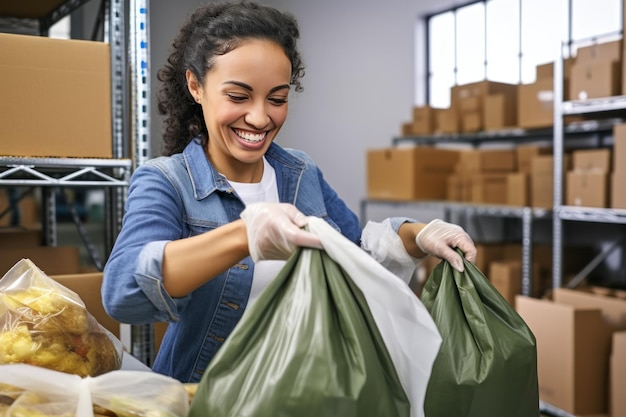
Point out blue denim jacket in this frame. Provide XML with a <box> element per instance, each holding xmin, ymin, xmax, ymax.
<box><xmin>102</xmin><ymin>139</ymin><xmax>412</xmax><ymax>382</ymax></box>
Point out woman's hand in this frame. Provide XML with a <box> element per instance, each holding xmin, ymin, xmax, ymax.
<box><xmin>415</xmin><ymin>219</ymin><xmax>477</xmax><ymax>272</ymax></box>
<box><xmin>240</xmin><ymin>202</ymin><xmax>322</xmax><ymax>261</ymax></box>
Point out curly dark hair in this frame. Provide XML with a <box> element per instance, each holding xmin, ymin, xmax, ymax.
<box><xmin>156</xmin><ymin>0</ymin><xmax>305</xmax><ymax>156</ymax></box>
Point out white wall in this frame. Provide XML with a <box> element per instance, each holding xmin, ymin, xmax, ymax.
<box><xmin>149</xmin><ymin>0</ymin><xmax>459</xmax><ymax>217</ymax></box>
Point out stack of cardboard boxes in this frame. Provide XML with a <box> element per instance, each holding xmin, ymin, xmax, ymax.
<box><xmin>400</xmin><ymin>38</ymin><xmax>623</xmax><ymax>137</ymax></box>
<box><xmin>517</xmin><ymin>288</ymin><xmax>626</xmax><ymax>417</ymax></box>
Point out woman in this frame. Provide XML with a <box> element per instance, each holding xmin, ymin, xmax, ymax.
<box><xmin>102</xmin><ymin>0</ymin><xmax>476</xmax><ymax>383</ymax></box>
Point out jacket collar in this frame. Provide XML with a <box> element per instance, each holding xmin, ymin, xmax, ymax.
<box><xmin>182</xmin><ymin>138</ymin><xmax>304</xmax><ymax>200</ymax></box>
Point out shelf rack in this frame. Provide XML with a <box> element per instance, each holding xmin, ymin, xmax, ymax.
<box><xmin>0</xmin><ymin>0</ymin><xmax>154</xmax><ymax>365</ymax></box>
<box><xmin>360</xmin><ymin>199</ymin><xmax>551</xmax><ymax>296</ymax></box>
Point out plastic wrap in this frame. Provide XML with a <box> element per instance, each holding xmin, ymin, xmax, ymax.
<box><xmin>0</xmin><ymin>259</ymin><xmax>123</xmax><ymax>377</ymax></box>
<box><xmin>0</xmin><ymin>364</ymin><xmax>189</xmax><ymax>417</ymax></box>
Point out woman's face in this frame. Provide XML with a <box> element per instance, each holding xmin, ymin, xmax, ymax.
<box><xmin>187</xmin><ymin>39</ymin><xmax>292</xmax><ymax>183</ymax></box>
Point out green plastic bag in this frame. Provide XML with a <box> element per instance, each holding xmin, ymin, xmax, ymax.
<box><xmin>189</xmin><ymin>217</ymin><xmax>441</xmax><ymax>417</ymax></box>
<box><xmin>420</xmin><ymin>251</ymin><xmax>540</xmax><ymax>417</ymax></box>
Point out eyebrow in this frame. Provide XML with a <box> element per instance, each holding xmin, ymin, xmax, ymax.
<box><xmin>223</xmin><ymin>80</ymin><xmax>290</xmax><ymax>94</ymax></box>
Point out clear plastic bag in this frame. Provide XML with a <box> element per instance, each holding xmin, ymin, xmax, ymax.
<box><xmin>0</xmin><ymin>259</ymin><xmax>123</xmax><ymax>377</ymax></box>
<box><xmin>0</xmin><ymin>363</ymin><xmax>190</xmax><ymax>417</ymax></box>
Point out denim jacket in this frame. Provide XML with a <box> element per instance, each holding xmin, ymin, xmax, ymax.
<box><xmin>102</xmin><ymin>139</ymin><xmax>413</xmax><ymax>382</ymax></box>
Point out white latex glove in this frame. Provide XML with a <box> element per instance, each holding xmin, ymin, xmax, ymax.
<box><xmin>240</xmin><ymin>202</ymin><xmax>323</xmax><ymax>262</ymax></box>
<box><xmin>415</xmin><ymin>219</ymin><xmax>477</xmax><ymax>272</ymax></box>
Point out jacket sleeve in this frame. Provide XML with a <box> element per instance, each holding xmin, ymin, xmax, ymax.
<box><xmin>102</xmin><ymin>162</ymin><xmax>190</xmax><ymax>324</ymax></box>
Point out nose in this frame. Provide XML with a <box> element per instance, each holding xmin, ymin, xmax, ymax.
<box><xmin>244</xmin><ymin>102</ymin><xmax>271</xmax><ymax>129</ymax></box>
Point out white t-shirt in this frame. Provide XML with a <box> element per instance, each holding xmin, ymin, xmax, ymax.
<box><xmin>228</xmin><ymin>157</ymin><xmax>286</xmax><ymax>307</ymax></box>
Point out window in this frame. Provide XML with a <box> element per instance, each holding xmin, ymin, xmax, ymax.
<box><xmin>425</xmin><ymin>0</ymin><xmax>621</xmax><ymax>108</ymax></box>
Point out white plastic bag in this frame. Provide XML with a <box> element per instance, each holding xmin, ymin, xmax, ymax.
<box><xmin>0</xmin><ymin>364</ymin><xmax>189</xmax><ymax>417</ymax></box>
<box><xmin>307</xmin><ymin>217</ymin><xmax>442</xmax><ymax>417</ymax></box>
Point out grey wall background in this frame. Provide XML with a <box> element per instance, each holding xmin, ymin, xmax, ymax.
<box><xmin>149</xmin><ymin>0</ymin><xmax>461</xmax><ymax>217</ymax></box>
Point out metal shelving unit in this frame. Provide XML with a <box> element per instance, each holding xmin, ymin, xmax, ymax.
<box><xmin>552</xmin><ymin>58</ymin><xmax>626</xmax><ymax>289</ymax></box>
<box><xmin>0</xmin><ymin>0</ymin><xmax>154</xmax><ymax>365</ymax></box>
<box><xmin>361</xmin><ymin>199</ymin><xmax>551</xmax><ymax>296</ymax></box>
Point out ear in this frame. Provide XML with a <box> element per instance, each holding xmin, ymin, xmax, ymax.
<box><xmin>186</xmin><ymin>69</ymin><xmax>202</xmax><ymax>103</ymax></box>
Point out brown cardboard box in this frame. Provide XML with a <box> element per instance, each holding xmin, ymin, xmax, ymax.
<box><xmin>506</xmin><ymin>172</ymin><xmax>528</xmax><ymax>206</ymax></box>
<box><xmin>516</xmin><ymin>144</ymin><xmax>553</xmax><ymax>174</ymax></box>
<box><xmin>612</xmin><ymin>332</ymin><xmax>626</xmax><ymax>417</ymax></box>
<box><xmin>434</xmin><ymin>107</ymin><xmax>459</xmax><ymax>134</ymax></box>
<box><xmin>459</xmin><ymin>96</ymin><xmax>482</xmax><ymax>114</ymax></box>
<box><xmin>484</xmin><ymin>93</ymin><xmax>517</xmax><ymax>131</ymax></box>
<box><xmin>0</xmin><ymin>1</ymin><xmax>70</xmax><ymax>18</ymax></box>
<box><xmin>516</xmin><ymin>295</ymin><xmax>613</xmax><ymax>415</ymax></box>
<box><xmin>611</xmin><ymin>171</ymin><xmax>626</xmax><ymax>208</ymax></box>
<box><xmin>456</xmin><ymin>148</ymin><xmax>516</xmax><ymax>173</ymax></box>
<box><xmin>566</xmin><ymin>171</ymin><xmax>608</xmax><ymax>208</ymax></box>
<box><xmin>489</xmin><ymin>260</ymin><xmax>521</xmax><ymax>305</ymax></box>
<box><xmin>461</xmin><ymin>112</ymin><xmax>482</xmax><ymax>133</ymax></box>
<box><xmin>411</xmin><ymin>106</ymin><xmax>435</xmax><ymax>135</ymax></box>
<box><xmin>576</xmin><ymin>40</ymin><xmax>622</xmax><ymax>65</ymax></box>
<box><xmin>446</xmin><ymin>174</ymin><xmax>471</xmax><ymax>202</ymax></box>
<box><xmin>451</xmin><ymin>80</ymin><xmax>518</xmax><ymax>107</ymax></box>
<box><xmin>0</xmin><ymin>246</ymin><xmax>81</xmax><ymax>276</ymax></box>
<box><xmin>401</xmin><ymin>122</ymin><xmax>414</xmax><ymax>136</ymax></box>
<box><xmin>518</xmin><ymin>78</ymin><xmax>554</xmax><ymax>129</ymax></box>
<box><xmin>470</xmin><ymin>173</ymin><xmax>509</xmax><ymax>205</ymax></box>
<box><xmin>367</xmin><ymin>147</ymin><xmax>460</xmax><ymax>201</ymax></box>
<box><xmin>535</xmin><ymin>58</ymin><xmax>575</xmax><ymax>82</ymax></box>
<box><xmin>51</xmin><ymin>272</ymin><xmax>120</xmax><ymax>338</ymax></box>
<box><xmin>530</xmin><ymin>154</ymin><xmax>571</xmax><ymax>208</ymax></box>
<box><xmin>0</xmin><ymin>227</ymin><xmax>42</xmax><ymax>249</ymax></box>
<box><xmin>0</xmin><ymin>33</ymin><xmax>112</xmax><ymax>158</ymax></box>
<box><xmin>567</xmin><ymin>169</ymin><xmax>608</xmax><ymax>207</ymax></box>
<box><xmin>553</xmin><ymin>287</ymin><xmax>626</xmax><ymax>330</ymax></box>
<box><xmin>572</xmin><ymin>149</ymin><xmax>611</xmax><ymax>172</ymax></box>
<box><xmin>570</xmin><ymin>60</ymin><xmax>622</xmax><ymax>101</ymax></box>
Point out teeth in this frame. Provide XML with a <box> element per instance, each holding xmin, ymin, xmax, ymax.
<box><xmin>235</xmin><ymin>129</ymin><xmax>265</xmax><ymax>143</ymax></box>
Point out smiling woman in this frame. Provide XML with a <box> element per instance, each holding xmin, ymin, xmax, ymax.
<box><xmin>101</xmin><ymin>0</ymin><xmax>477</xmax><ymax>385</ymax></box>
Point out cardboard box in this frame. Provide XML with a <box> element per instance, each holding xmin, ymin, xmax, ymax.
<box><xmin>518</xmin><ymin>78</ymin><xmax>554</xmax><ymax>129</ymax></box>
<box><xmin>0</xmin><ymin>1</ymin><xmax>69</xmax><ymax>18</ymax></box>
<box><xmin>553</xmin><ymin>287</ymin><xmax>626</xmax><ymax>330</ymax></box>
<box><xmin>456</xmin><ymin>148</ymin><xmax>516</xmax><ymax>173</ymax></box>
<box><xmin>516</xmin><ymin>144</ymin><xmax>553</xmax><ymax>174</ymax></box>
<box><xmin>0</xmin><ymin>33</ymin><xmax>112</xmax><ymax>158</ymax></box>
<box><xmin>446</xmin><ymin>174</ymin><xmax>471</xmax><ymax>202</ymax></box>
<box><xmin>611</xmin><ymin>171</ymin><xmax>626</xmax><ymax>209</ymax></box>
<box><xmin>0</xmin><ymin>227</ymin><xmax>42</xmax><ymax>249</ymax></box>
<box><xmin>566</xmin><ymin>171</ymin><xmax>608</xmax><ymax>208</ymax></box>
<box><xmin>516</xmin><ymin>295</ymin><xmax>612</xmax><ymax>415</ymax></box>
<box><xmin>484</xmin><ymin>93</ymin><xmax>517</xmax><ymax>131</ymax></box>
<box><xmin>506</xmin><ymin>172</ymin><xmax>528</xmax><ymax>206</ymax></box>
<box><xmin>612</xmin><ymin>332</ymin><xmax>626</xmax><ymax>417</ymax></box>
<box><xmin>434</xmin><ymin>107</ymin><xmax>459</xmax><ymax>134</ymax></box>
<box><xmin>489</xmin><ymin>260</ymin><xmax>521</xmax><ymax>305</ymax></box>
<box><xmin>570</xmin><ymin>60</ymin><xmax>621</xmax><ymax>101</ymax></box>
<box><xmin>461</xmin><ymin>112</ymin><xmax>482</xmax><ymax>133</ymax></box>
<box><xmin>51</xmin><ymin>272</ymin><xmax>120</xmax><ymax>338</ymax></box>
<box><xmin>572</xmin><ymin>149</ymin><xmax>611</xmax><ymax>172</ymax></box>
<box><xmin>0</xmin><ymin>246</ymin><xmax>81</xmax><ymax>276</ymax></box>
<box><xmin>530</xmin><ymin>154</ymin><xmax>571</xmax><ymax>208</ymax></box>
<box><xmin>366</xmin><ymin>147</ymin><xmax>460</xmax><ymax>201</ymax></box>
<box><xmin>575</xmin><ymin>40</ymin><xmax>622</xmax><ymax>65</ymax></box>
<box><xmin>411</xmin><ymin>106</ymin><xmax>435</xmax><ymax>135</ymax></box>
<box><xmin>470</xmin><ymin>173</ymin><xmax>509</xmax><ymax>205</ymax></box>
<box><xmin>451</xmin><ymin>80</ymin><xmax>518</xmax><ymax>107</ymax></box>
